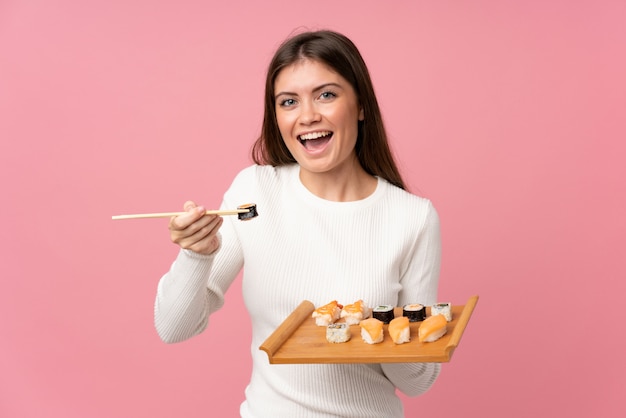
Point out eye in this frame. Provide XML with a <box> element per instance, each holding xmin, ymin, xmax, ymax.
<box><xmin>278</xmin><ymin>98</ymin><xmax>297</xmax><ymax>107</ymax></box>
<box><xmin>319</xmin><ymin>91</ymin><xmax>337</xmax><ymax>100</ymax></box>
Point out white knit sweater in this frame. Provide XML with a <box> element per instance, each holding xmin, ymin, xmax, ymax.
<box><xmin>155</xmin><ymin>164</ymin><xmax>442</xmax><ymax>417</ymax></box>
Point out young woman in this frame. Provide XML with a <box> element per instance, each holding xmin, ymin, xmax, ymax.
<box><xmin>155</xmin><ymin>30</ymin><xmax>442</xmax><ymax>417</ymax></box>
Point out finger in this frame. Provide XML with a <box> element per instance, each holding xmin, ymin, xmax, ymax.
<box><xmin>183</xmin><ymin>200</ymin><xmax>197</xmax><ymax>212</ymax></box>
<box><xmin>180</xmin><ymin>215</ymin><xmax>223</xmax><ymax>244</ymax></box>
<box><xmin>187</xmin><ymin>235</ymin><xmax>221</xmax><ymax>255</ymax></box>
<box><xmin>169</xmin><ymin>205</ymin><xmax>207</xmax><ymax>230</ymax></box>
<box><xmin>170</xmin><ymin>212</ymin><xmax>220</xmax><ymax>242</ymax></box>
<box><xmin>176</xmin><ymin>216</ymin><xmax>223</xmax><ymax>251</ymax></box>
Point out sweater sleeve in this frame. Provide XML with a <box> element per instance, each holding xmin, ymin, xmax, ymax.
<box><xmin>397</xmin><ymin>200</ymin><xmax>441</xmax><ymax>308</ymax></box>
<box><xmin>154</xmin><ymin>247</ymin><xmax>218</xmax><ymax>344</ymax></box>
<box><xmin>381</xmin><ymin>200</ymin><xmax>443</xmax><ymax>396</ymax></box>
<box><xmin>381</xmin><ymin>362</ymin><xmax>441</xmax><ymax>397</ymax></box>
<box><xmin>154</xmin><ymin>201</ymin><xmax>245</xmax><ymax>344</ymax></box>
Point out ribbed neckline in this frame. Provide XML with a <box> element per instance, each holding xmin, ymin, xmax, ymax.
<box><xmin>286</xmin><ymin>164</ymin><xmax>386</xmax><ymax>211</ymax></box>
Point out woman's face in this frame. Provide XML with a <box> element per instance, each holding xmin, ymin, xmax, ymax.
<box><xmin>274</xmin><ymin>59</ymin><xmax>364</xmax><ymax>178</ymax></box>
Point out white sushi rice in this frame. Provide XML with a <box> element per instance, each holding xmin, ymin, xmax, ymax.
<box><xmin>340</xmin><ymin>305</ymin><xmax>372</xmax><ymax>325</ymax></box>
<box><xmin>326</xmin><ymin>323</ymin><xmax>351</xmax><ymax>343</ymax></box>
<box><xmin>431</xmin><ymin>302</ymin><xmax>452</xmax><ymax>321</ymax></box>
<box><xmin>360</xmin><ymin>327</ymin><xmax>384</xmax><ymax>344</ymax></box>
<box><xmin>392</xmin><ymin>326</ymin><xmax>411</xmax><ymax>344</ymax></box>
<box><xmin>312</xmin><ymin>306</ymin><xmax>341</xmax><ymax>326</ymax></box>
<box><xmin>419</xmin><ymin>326</ymin><xmax>447</xmax><ymax>343</ymax></box>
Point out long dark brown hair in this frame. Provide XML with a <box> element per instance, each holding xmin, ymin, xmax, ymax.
<box><xmin>251</xmin><ymin>30</ymin><xmax>406</xmax><ymax>190</ymax></box>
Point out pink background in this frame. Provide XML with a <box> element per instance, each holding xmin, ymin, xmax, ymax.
<box><xmin>2</xmin><ymin>1</ymin><xmax>625</xmax><ymax>417</ymax></box>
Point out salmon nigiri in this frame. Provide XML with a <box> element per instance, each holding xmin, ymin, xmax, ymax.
<box><xmin>340</xmin><ymin>299</ymin><xmax>372</xmax><ymax>325</ymax></box>
<box><xmin>388</xmin><ymin>316</ymin><xmax>411</xmax><ymax>344</ymax></box>
<box><xmin>418</xmin><ymin>314</ymin><xmax>447</xmax><ymax>343</ymax></box>
<box><xmin>359</xmin><ymin>317</ymin><xmax>384</xmax><ymax>344</ymax></box>
<box><xmin>312</xmin><ymin>300</ymin><xmax>342</xmax><ymax>326</ymax></box>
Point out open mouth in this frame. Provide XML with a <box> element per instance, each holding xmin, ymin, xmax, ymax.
<box><xmin>298</xmin><ymin>131</ymin><xmax>333</xmax><ymax>150</ymax></box>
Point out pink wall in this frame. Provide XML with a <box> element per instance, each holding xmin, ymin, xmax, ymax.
<box><xmin>2</xmin><ymin>1</ymin><xmax>625</xmax><ymax>417</ymax></box>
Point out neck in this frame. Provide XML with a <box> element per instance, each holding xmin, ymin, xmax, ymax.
<box><xmin>298</xmin><ymin>160</ymin><xmax>377</xmax><ymax>202</ymax></box>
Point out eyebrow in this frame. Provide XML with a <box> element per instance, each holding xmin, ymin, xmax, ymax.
<box><xmin>275</xmin><ymin>82</ymin><xmax>343</xmax><ymax>99</ymax></box>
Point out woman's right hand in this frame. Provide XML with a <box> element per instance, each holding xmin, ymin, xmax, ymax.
<box><xmin>169</xmin><ymin>201</ymin><xmax>224</xmax><ymax>255</ymax></box>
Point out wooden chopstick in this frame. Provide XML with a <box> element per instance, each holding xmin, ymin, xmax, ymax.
<box><xmin>112</xmin><ymin>208</ymin><xmax>249</xmax><ymax>220</ymax></box>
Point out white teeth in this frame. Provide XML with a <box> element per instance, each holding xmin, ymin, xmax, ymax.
<box><xmin>299</xmin><ymin>131</ymin><xmax>331</xmax><ymax>140</ymax></box>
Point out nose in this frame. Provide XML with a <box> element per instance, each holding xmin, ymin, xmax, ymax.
<box><xmin>299</xmin><ymin>100</ymin><xmax>321</xmax><ymax>125</ymax></box>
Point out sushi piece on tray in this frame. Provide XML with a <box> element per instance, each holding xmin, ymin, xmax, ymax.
<box><xmin>359</xmin><ymin>317</ymin><xmax>384</xmax><ymax>344</ymax></box>
<box><xmin>431</xmin><ymin>302</ymin><xmax>452</xmax><ymax>321</ymax></box>
<box><xmin>372</xmin><ymin>305</ymin><xmax>395</xmax><ymax>323</ymax></box>
<box><xmin>312</xmin><ymin>300</ymin><xmax>343</xmax><ymax>326</ymax></box>
<box><xmin>388</xmin><ymin>316</ymin><xmax>411</xmax><ymax>344</ymax></box>
<box><xmin>418</xmin><ymin>314</ymin><xmax>448</xmax><ymax>343</ymax></box>
<box><xmin>402</xmin><ymin>303</ymin><xmax>426</xmax><ymax>322</ymax></box>
<box><xmin>340</xmin><ymin>300</ymin><xmax>372</xmax><ymax>325</ymax></box>
<box><xmin>326</xmin><ymin>323</ymin><xmax>351</xmax><ymax>343</ymax></box>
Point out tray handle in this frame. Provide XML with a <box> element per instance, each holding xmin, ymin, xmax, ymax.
<box><xmin>445</xmin><ymin>295</ymin><xmax>479</xmax><ymax>356</ymax></box>
<box><xmin>260</xmin><ymin>300</ymin><xmax>315</xmax><ymax>361</ymax></box>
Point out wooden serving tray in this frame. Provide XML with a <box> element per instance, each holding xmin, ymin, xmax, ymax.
<box><xmin>260</xmin><ymin>295</ymin><xmax>479</xmax><ymax>364</ymax></box>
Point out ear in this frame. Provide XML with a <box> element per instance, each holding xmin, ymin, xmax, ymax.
<box><xmin>358</xmin><ymin>106</ymin><xmax>364</xmax><ymax>121</ymax></box>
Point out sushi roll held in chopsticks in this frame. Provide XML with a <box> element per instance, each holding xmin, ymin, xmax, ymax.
<box><xmin>237</xmin><ymin>203</ymin><xmax>259</xmax><ymax>221</ymax></box>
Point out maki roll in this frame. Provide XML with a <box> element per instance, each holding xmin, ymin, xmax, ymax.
<box><xmin>326</xmin><ymin>323</ymin><xmax>351</xmax><ymax>343</ymax></box>
<box><xmin>372</xmin><ymin>305</ymin><xmax>395</xmax><ymax>324</ymax></box>
<box><xmin>237</xmin><ymin>203</ymin><xmax>258</xmax><ymax>221</ymax></box>
<box><xmin>431</xmin><ymin>302</ymin><xmax>452</xmax><ymax>322</ymax></box>
<box><xmin>402</xmin><ymin>304</ymin><xmax>426</xmax><ymax>322</ymax></box>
